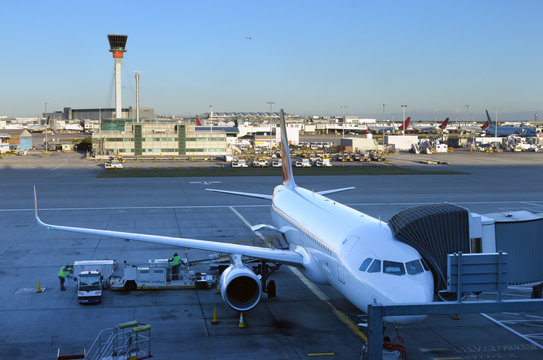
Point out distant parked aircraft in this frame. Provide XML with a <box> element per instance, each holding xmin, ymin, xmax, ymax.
<box><xmin>368</xmin><ymin>117</ymin><xmax>411</xmax><ymax>134</ymax></box>
<box><xmin>412</xmin><ymin>118</ymin><xmax>449</xmax><ymax>133</ymax></box>
<box><xmin>483</xmin><ymin>110</ymin><xmax>537</xmax><ymax>137</ymax></box>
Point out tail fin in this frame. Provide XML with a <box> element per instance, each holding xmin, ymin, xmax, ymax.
<box><xmin>439</xmin><ymin>117</ymin><xmax>449</xmax><ymax>130</ymax></box>
<box><xmin>485</xmin><ymin>110</ymin><xmax>493</xmax><ymax>126</ymax></box>
<box><xmin>398</xmin><ymin>117</ymin><xmax>410</xmax><ymax>131</ymax></box>
<box><xmin>196</xmin><ymin>116</ymin><xmax>203</xmax><ymax>126</ymax></box>
<box><xmin>280</xmin><ymin>109</ymin><xmax>296</xmax><ymax>189</ymax></box>
<box><xmin>481</xmin><ymin>110</ymin><xmax>491</xmax><ymax>130</ymax></box>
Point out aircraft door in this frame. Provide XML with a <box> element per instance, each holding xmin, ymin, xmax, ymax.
<box><xmin>338</xmin><ymin>235</ymin><xmax>359</xmax><ymax>284</ymax></box>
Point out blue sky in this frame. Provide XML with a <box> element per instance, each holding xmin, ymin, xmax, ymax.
<box><xmin>1</xmin><ymin>0</ymin><xmax>542</xmax><ymax>121</ymax></box>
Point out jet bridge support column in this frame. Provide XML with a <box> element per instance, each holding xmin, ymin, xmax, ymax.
<box><xmin>367</xmin><ymin>304</ymin><xmax>384</xmax><ymax>360</ymax></box>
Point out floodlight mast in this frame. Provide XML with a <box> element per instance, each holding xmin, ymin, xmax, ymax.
<box><xmin>107</xmin><ymin>34</ymin><xmax>128</xmax><ymax>119</ymax></box>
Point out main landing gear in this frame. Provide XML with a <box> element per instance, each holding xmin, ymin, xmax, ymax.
<box><xmin>254</xmin><ymin>260</ymin><xmax>279</xmax><ymax>299</ymax></box>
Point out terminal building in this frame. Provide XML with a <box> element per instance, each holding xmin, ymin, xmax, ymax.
<box><xmin>44</xmin><ymin>107</ymin><xmax>155</xmax><ymax>122</ymax></box>
<box><xmin>92</xmin><ymin>121</ymin><xmax>227</xmax><ymax>158</ymax></box>
<box><xmin>0</xmin><ymin>129</ymin><xmax>33</xmax><ymax>152</ymax></box>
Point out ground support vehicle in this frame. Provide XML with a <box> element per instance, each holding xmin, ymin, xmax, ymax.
<box><xmin>231</xmin><ymin>159</ymin><xmax>248</xmax><ymax>167</ymax></box>
<box><xmin>110</xmin><ymin>259</ymin><xmax>217</xmax><ymax>291</ymax></box>
<box><xmin>254</xmin><ymin>159</ymin><xmax>269</xmax><ymax>167</ymax></box>
<box><xmin>73</xmin><ymin>260</ymin><xmax>117</xmax><ymax>304</ymax></box>
<box><xmin>105</xmin><ymin>159</ymin><xmax>123</xmax><ymax>169</ymax></box>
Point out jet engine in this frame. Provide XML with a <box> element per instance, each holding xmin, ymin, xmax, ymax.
<box><xmin>220</xmin><ymin>263</ymin><xmax>262</xmax><ymax>311</ymax></box>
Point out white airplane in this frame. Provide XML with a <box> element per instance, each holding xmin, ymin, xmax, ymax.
<box><xmin>34</xmin><ymin>109</ymin><xmax>434</xmax><ymax>325</ymax></box>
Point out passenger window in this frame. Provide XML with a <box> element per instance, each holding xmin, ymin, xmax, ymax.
<box><xmin>383</xmin><ymin>260</ymin><xmax>405</xmax><ymax>276</ymax></box>
<box><xmin>405</xmin><ymin>260</ymin><xmax>424</xmax><ymax>275</ymax></box>
<box><xmin>367</xmin><ymin>259</ymin><xmax>381</xmax><ymax>273</ymax></box>
<box><xmin>359</xmin><ymin>258</ymin><xmax>373</xmax><ymax>272</ymax></box>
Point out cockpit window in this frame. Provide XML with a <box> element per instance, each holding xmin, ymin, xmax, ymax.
<box><xmin>367</xmin><ymin>259</ymin><xmax>381</xmax><ymax>273</ymax></box>
<box><xmin>420</xmin><ymin>258</ymin><xmax>430</xmax><ymax>271</ymax></box>
<box><xmin>359</xmin><ymin>258</ymin><xmax>373</xmax><ymax>272</ymax></box>
<box><xmin>383</xmin><ymin>260</ymin><xmax>405</xmax><ymax>276</ymax></box>
<box><xmin>405</xmin><ymin>260</ymin><xmax>424</xmax><ymax>275</ymax></box>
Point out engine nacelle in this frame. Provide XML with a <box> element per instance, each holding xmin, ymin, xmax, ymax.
<box><xmin>220</xmin><ymin>265</ymin><xmax>262</xmax><ymax>311</ymax></box>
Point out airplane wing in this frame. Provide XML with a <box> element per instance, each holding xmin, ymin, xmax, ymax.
<box><xmin>34</xmin><ymin>187</ymin><xmax>301</xmax><ymax>266</ymax></box>
<box><xmin>317</xmin><ymin>187</ymin><xmax>355</xmax><ymax>196</ymax></box>
<box><xmin>205</xmin><ymin>188</ymin><xmax>272</xmax><ymax>200</ymax></box>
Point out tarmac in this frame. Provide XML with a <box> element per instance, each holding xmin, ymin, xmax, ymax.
<box><xmin>1</xmin><ymin>150</ymin><xmax>543</xmax><ymax>359</ymax></box>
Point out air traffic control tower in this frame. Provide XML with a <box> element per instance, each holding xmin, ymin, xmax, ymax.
<box><xmin>107</xmin><ymin>34</ymin><xmax>127</xmax><ymax>119</ymax></box>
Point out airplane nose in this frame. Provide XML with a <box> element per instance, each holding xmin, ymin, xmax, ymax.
<box><xmin>388</xmin><ymin>283</ymin><xmax>433</xmax><ymax>304</ymax></box>
<box><xmin>382</xmin><ymin>281</ymin><xmax>433</xmax><ymax>325</ymax></box>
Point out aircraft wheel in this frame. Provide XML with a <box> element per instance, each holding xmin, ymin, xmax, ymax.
<box><xmin>124</xmin><ymin>280</ymin><xmax>137</xmax><ymax>292</ymax></box>
<box><xmin>267</xmin><ymin>280</ymin><xmax>276</xmax><ymax>299</ymax></box>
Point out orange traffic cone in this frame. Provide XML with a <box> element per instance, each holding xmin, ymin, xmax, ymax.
<box><xmin>238</xmin><ymin>312</ymin><xmax>245</xmax><ymax>328</ymax></box>
<box><xmin>36</xmin><ymin>281</ymin><xmax>42</xmax><ymax>293</ymax></box>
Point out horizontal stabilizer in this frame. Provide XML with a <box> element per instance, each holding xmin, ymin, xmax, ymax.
<box><xmin>205</xmin><ymin>188</ymin><xmax>272</xmax><ymax>200</ymax></box>
<box><xmin>317</xmin><ymin>187</ymin><xmax>355</xmax><ymax>196</ymax></box>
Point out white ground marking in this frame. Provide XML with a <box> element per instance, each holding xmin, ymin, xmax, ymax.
<box><xmin>481</xmin><ymin>313</ymin><xmax>543</xmax><ymax>350</ymax></box>
<box><xmin>5</xmin><ymin>199</ymin><xmax>543</xmax><ymax>213</ymax></box>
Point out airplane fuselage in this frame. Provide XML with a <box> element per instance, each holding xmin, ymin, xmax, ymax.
<box><xmin>271</xmin><ymin>185</ymin><xmax>434</xmax><ymax>323</ymax></box>
<box><xmin>485</xmin><ymin>126</ymin><xmax>537</xmax><ymax>137</ymax></box>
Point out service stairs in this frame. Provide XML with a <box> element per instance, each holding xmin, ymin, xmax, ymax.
<box><xmin>84</xmin><ymin>321</ymin><xmax>152</xmax><ymax>360</ymax></box>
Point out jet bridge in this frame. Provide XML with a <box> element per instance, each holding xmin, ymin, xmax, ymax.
<box><xmin>388</xmin><ymin>203</ymin><xmax>471</xmax><ymax>291</ymax></box>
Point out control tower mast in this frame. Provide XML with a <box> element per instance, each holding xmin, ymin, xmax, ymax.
<box><xmin>107</xmin><ymin>34</ymin><xmax>128</xmax><ymax>119</ymax></box>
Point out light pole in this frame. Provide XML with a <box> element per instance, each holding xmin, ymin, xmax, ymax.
<box><xmin>44</xmin><ymin>102</ymin><xmax>48</xmax><ymax>153</ymax></box>
<box><xmin>382</xmin><ymin>104</ymin><xmax>386</xmax><ymax>144</ymax></box>
<box><xmin>135</xmin><ymin>72</ymin><xmax>140</xmax><ymax>123</ymax></box>
<box><xmin>267</xmin><ymin>101</ymin><xmax>275</xmax><ymax>150</ymax></box>
<box><xmin>209</xmin><ymin>105</ymin><xmax>213</xmax><ymax>133</ymax></box>
<box><xmin>401</xmin><ymin>104</ymin><xmax>407</xmax><ymax>136</ymax></box>
<box><xmin>494</xmin><ymin>106</ymin><xmax>500</xmax><ymax>138</ymax></box>
<box><xmin>339</xmin><ymin>105</ymin><xmax>348</xmax><ymax>138</ymax></box>
<box><xmin>464</xmin><ymin>104</ymin><xmax>470</xmax><ymax>123</ymax></box>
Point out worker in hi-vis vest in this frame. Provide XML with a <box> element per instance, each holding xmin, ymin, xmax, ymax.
<box><xmin>58</xmin><ymin>265</ymin><xmax>73</xmax><ymax>291</ymax></box>
<box><xmin>169</xmin><ymin>253</ymin><xmax>181</xmax><ymax>280</ymax></box>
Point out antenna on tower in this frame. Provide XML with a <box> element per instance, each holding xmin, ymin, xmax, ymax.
<box><xmin>134</xmin><ymin>71</ymin><xmax>142</xmax><ymax>123</ymax></box>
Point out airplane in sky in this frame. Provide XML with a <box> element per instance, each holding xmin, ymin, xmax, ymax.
<box><xmin>412</xmin><ymin>118</ymin><xmax>449</xmax><ymax>133</ymax></box>
<box><xmin>367</xmin><ymin>117</ymin><xmax>411</xmax><ymax>134</ymax></box>
<box><xmin>483</xmin><ymin>110</ymin><xmax>537</xmax><ymax>137</ymax></box>
<box><xmin>34</xmin><ymin>110</ymin><xmax>433</xmax><ymax>325</ymax></box>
